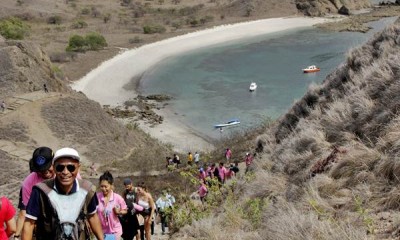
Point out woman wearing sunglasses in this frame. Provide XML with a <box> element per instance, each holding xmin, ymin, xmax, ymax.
<box><xmin>97</xmin><ymin>171</ymin><xmax>127</xmax><ymax>240</ymax></box>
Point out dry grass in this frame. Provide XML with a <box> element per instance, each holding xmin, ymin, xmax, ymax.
<box><xmin>175</xmin><ymin>17</ymin><xmax>400</xmax><ymax>240</ymax></box>
<box><xmin>42</xmin><ymin>94</ymin><xmax>171</xmax><ymax>170</ymax></box>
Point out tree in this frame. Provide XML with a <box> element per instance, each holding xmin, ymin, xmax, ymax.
<box><xmin>0</xmin><ymin>17</ymin><xmax>30</xmax><ymax>40</ymax></box>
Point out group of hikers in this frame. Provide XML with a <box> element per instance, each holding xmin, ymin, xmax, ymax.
<box><xmin>167</xmin><ymin>148</ymin><xmax>255</xmax><ymax>204</ymax></box>
<box><xmin>0</xmin><ymin>145</ymin><xmax>255</xmax><ymax>240</ymax></box>
<box><xmin>0</xmin><ymin>146</ymin><xmax>176</xmax><ymax>240</ymax></box>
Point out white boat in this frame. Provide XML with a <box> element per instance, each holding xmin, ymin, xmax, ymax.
<box><xmin>214</xmin><ymin>119</ymin><xmax>240</xmax><ymax>129</ymax></box>
<box><xmin>302</xmin><ymin>65</ymin><xmax>320</xmax><ymax>73</ymax></box>
<box><xmin>249</xmin><ymin>82</ymin><xmax>257</xmax><ymax>91</ymax></box>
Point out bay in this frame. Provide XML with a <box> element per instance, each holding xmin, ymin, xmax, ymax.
<box><xmin>138</xmin><ymin>17</ymin><xmax>397</xmax><ymax>140</ymax></box>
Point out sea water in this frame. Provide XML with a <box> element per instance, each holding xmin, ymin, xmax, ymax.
<box><xmin>138</xmin><ymin>17</ymin><xmax>397</xmax><ymax>140</ymax></box>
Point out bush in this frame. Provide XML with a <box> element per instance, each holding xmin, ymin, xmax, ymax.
<box><xmin>128</xmin><ymin>36</ymin><xmax>142</xmax><ymax>44</ymax></box>
<box><xmin>66</xmin><ymin>32</ymin><xmax>107</xmax><ymax>52</ymax></box>
<box><xmin>81</xmin><ymin>8</ymin><xmax>90</xmax><ymax>15</ymax></box>
<box><xmin>85</xmin><ymin>32</ymin><xmax>107</xmax><ymax>50</ymax></box>
<box><xmin>47</xmin><ymin>15</ymin><xmax>62</xmax><ymax>25</ymax></box>
<box><xmin>0</xmin><ymin>17</ymin><xmax>30</xmax><ymax>40</ymax></box>
<box><xmin>143</xmin><ymin>24</ymin><xmax>166</xmax><ymax>34</ymax></box>
<box><xmin>66</xmin><ymin>34</ymin><xmax>87</xmax><ymax>52</ymax></box>
<box><xmin>71</xmin><ymin>20</ymin><xmax>88</xmax><ymax>29</ymax></box>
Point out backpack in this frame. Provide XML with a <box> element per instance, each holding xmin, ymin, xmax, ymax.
<box><xmin>35</xmin><ymin>179</ymin><xmax>96</xmax><ymax>240</ymax></box>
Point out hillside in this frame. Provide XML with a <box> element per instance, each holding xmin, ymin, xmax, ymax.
<box><xmin>0</xmin><ymin>0</ymin><xmax>397</xmax><ymax>237</ymax></box>
<box><xmin>174</xmin><ymin>18</ymin><xmax>400</xmax><ymax>239</ymax></box>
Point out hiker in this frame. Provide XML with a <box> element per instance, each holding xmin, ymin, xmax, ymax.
<box><xmin>245</xmin><ymin>152</ymin><xmax>254</xmax><ymax>173</ymax></box>
<box><xmin>90</xmin><ymin>162</ymin><xmax>98</xmax><ymax>176</ymax></box>
<box><xmin>217</xmin><ymin>162</ymin><xmax>228</xmax><ymax>184</ymax></box>
<box><xmin>0</xmin><ymin>101</ymin><xmax>5</xmax><ymax>112</ymax></box>
<box><xmin>198</xmin><ymin>179</ymin><xmax>208</xmax><ymax>203</ymax></box>
<box><xmin>194</xmin><ymin>151</ymin><xmax>200</xmax><ymax>165</ymax></box>
<box><xmin>43</xmin><ymin>84</ymin><xmax>48</xmax><ymax>93</ymax></box>
<box><xmin>136</xmin><ymin>182</ymin><xmax>155</xmax><ymax>240</ymax></box>
<box><xmin>22</xmin><ymin>147</ymin><xmax>104</xmax><ymax>240</ymax></box>
<box><xmin>165</xmin><ymin>188</ymin><xmax>175</xmax><ymax>206</ymax></box>
<box><xmin>0</xmin><ymin>196</ymin><xmax>16</xmax><ymax>239</ymax></box>
<box><xmin>230</xmin><ymin>162</ymin><xmax>240</xmax><ymax>176</ymax></box>
<box><xmin>155</xmin><ymin>190</ymin><xmax>173</xmax><ymax>235</ymax></box>
<box><xmin>225</xmin><ymin>148</ymin><xmax>232</xmax><ymax>162</ymax></box>
<box><xmin>15</xmin><ymin>147</ymin><xmax>55</xmax><ymax>239</ymax></box>
<box><xmin>199</xmin><ymin>168</ymin><xmax>207</xmax><ymax>181</ymax></box>
<box><xmin>121</xmin><ymin>178</ymin><xmax>140</xmax><ymax>240</ymax></box>
<box><xmin>187</xmin><ymin>152</ymin><xmax>193</xmax><ymax>166</ymax></box>
<box><xmin>97</xmin><ymin>171</ymin><xmax>127</xmax><ymax>240</ymax></box>
<box><xmin>173</xmin><ymin>154</ymin><xmax>180</xmax><ymax>168</ymax></box>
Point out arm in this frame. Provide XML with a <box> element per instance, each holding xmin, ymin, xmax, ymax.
<box><xmin>21</xmin><ymin>218</ymin><xmax>35</xmax><ymax>240</ymax></box>
<box><xmin>15</xmin><ymin>210</ymin><xmax>26</xmax><ymax>237</ymax></box>
<box><xmin>87</xmin><ymin>213</ymin><xmax>104</xmax><ymax>240</ymax></box>
<box><xmin>148</xmin><ymin>194</ymin><xmax>156</xmax><ymax>217</ymax></box>
<box><xmin>6</xmin><ymin>217</ymin><xmax>16</xmax><ymax>237</ymax></box>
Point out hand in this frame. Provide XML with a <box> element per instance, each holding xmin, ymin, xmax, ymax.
<box><xmin>113</xmin><ymin>205</ymin><xmax>120</xmax><ymax>214</ymax></box>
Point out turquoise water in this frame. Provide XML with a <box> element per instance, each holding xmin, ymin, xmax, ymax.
<box><xmin>138</xmin><ymin>18</ymin><xmax>396</xmax><ymax>140</ymax></box>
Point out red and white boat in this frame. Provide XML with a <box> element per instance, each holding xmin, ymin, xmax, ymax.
<box><xmin>302</xmin><ymin>65</ymin><xmax>320</xmax><ymax>73</ymax></box>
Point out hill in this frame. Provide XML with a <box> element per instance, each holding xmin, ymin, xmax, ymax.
<box><xmin>174</xmin><ymin>17</ymin><xmax>400</xmax><ymax>239</ymax></box>
<box><xmin>0</xmin><ymin>0</ymin><xmax>396</xmax><ymax>237</ymax></box>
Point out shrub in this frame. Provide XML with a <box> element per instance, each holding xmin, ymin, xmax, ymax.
<box><xmin>143</xmin><ymin>24</ymin><xmax>166</xmax><ymax>34</ymax></box>
<box><xmin>66</xmin><ymin>32</ymin><xmax>107</xmax><ymax>52</ymax></box>
<box><xmin>0</xmin><ymin>17</ymin><xmax>30</xmax><ymax>40</ymax></box>
<box><xmin>66</xmin><ymin>34</ymin><xmax>87</xmax><ymax>52</ymax></box>
<box><xmin>47</xmin><ymin>15</ymin><xmax>62</xmax><ymax>24</ymax></box>
<box><xmin>81</xmin><ymin>8</ymin><xmax>90</xmax><ymax>15</ymax></box>
<box><xmin>128</xmin><ymin>36</ymin><xmax>142</xmax><ymax>44</ymax></box>
<box><xmin>103</xmin><ymin>13</ymin><xmax>111</xmax><ymax>23</ymax></box>
<box><xmin>85</xmin><ymin>32</ymin><xmax>107</xmax><ymax>50</ymax></box>
<box><xmin>71</xmin><ymin>20</ymin><xmax>88</xmax><ymax>29</ymax></box>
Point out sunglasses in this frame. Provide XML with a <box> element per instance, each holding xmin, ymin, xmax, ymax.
<box><xmin>55</xmin><ymin>164</ymin><xmax>77</xmax><ymax>173</ymax></box>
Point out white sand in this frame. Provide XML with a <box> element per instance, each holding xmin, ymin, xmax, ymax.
<box><xmin>72</xmin><ymin>17</ymin><xmax>330</xmax><ymax>152</ymax></box>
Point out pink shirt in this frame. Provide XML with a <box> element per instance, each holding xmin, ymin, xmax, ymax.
<box><xmin>199</xmin><ymin>171</ymin><xmax>206</xmax><ymax>180</ymax></box>
<box><xmin>22</xmin><ymin>172</ymin><xmax>45</xmax><ymax>207</ymax></box>
<box><xmin>225</xmin><ymin>149</ymin><xmax>232</xmax><ymax>159</ymax></box>
<box><xmin>198</xmin><ymin>185</ymin><xmax>208</xmax><ymax>198</ymax></box>
<box><xmin>96</xmin><ymin>191</ymin><xmax>127</xmax><ymax>236</ymax></box>
<box><xmin>218</xmin><ymin>166</ymin><xmax>227</xmax><ymax>180</ymax></box>
<box><xmin>0</xmin><ymin>197</ymin><xmax>16</xmax><ymax>240</ymax></box>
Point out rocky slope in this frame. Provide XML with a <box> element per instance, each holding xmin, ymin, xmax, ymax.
<box><xmin>296</xmin><ymin>0</ymin><xmax>372</xmax><ymax>16</ymax></box>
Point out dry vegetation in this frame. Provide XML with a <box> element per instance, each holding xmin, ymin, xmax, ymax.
<box><xmin>174</xmin><ymin>18</ymin><xmax>400</xmax><ymax>240</ymax></box>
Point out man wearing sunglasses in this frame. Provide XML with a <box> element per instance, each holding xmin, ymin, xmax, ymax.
<box><xmin>22</xmin><ymin>147</ymin><xmax>104</xmax><ymax>240</ymax></box>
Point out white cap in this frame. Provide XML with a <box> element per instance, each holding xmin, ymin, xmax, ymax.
<box><xmin>53</xmin><ymin>147</ymin><xmax>80</xmax><ymax>163</ymax></box>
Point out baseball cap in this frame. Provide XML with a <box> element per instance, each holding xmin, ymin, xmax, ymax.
<box><xmin>30</xmin><ymin>147</ymin><xmax>54</xmax><ymax>172</ymax></box>
<box><xmin>53</xmin><ymin>147</ymin><xmax>80</xmax><ymax>163</ymax></box>
<box><xmin>123</xmin><ymin>178</ymin><xmax>132</xmax><ymax>185</ymax></box>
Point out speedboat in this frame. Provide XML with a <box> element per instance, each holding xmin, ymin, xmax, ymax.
<box><xmin>214</xmin><ymin>119</ymin><xmax>240</xmax><ymax>129</ymax></box>
<box><xmin>249</xmin><ymin>82</ymin><xmax>257</xmax><ymax>92</ymax></box>
<box><xmin>302</xmin><ymin>65</ymin><xmax>320</xmax><ymax>73</ymax></box>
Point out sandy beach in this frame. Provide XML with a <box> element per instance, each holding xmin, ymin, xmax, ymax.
<box><xmin>72</xmin><ymin>17</ymin><xmax>330</xmax><ymax>152</ymax></box>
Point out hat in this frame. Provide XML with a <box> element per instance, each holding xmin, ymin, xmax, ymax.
<box><xmin>30</xmin><ymin>147</ymin><xmax>54</xmax><ymax>172</ymax></box>
<box><xmin>53</xmin><ymin>147</ymin><xmax>80</xmax><ymax>163</ymax></box>
<box><xmin>123</xmin><ymin>178</ymin><xmax>132</xmax><ymax>185</ymax></box>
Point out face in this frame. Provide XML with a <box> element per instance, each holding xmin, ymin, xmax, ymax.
<box><xmin>100</xmin><ymin>180</ymin><xmax>112</xmax><ymax>196</ymax></box>
<box><xmin>54</xmin><ymin>158</ymin><xmax>80</xmax><ymax>187</ymax></box>
<box><xmin>125</xmin><ymin>183</ymin><xmax>133</xmax><ymax>191</ymax></box>
<box><xmin>38</xmin><ymin>165</ymin><xmax>55</xmax><ymax>179</ymax></box>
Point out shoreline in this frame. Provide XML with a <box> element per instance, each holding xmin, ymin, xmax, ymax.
<box><xmin>72</xmin><ymin>17</ymin><xmax>332</xmax><ymax>152</ymax></box>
